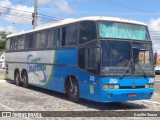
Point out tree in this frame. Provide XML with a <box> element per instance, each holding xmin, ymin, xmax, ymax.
<box><xmin>0</xmin><ymin>40</ymin><xmax>5</xmax><ymax>51</ymax></box>
<box><xmin>0</xmin><ymin>31</ymin><xmax>11</xmax><ymax>51</ymax></box>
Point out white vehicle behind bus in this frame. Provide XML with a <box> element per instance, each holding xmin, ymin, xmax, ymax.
<box><xmin>0</xmin><ymin>52</ymin><xmax>5</xmax><ymax>69</ymax></box>
<box><xmin>0</xmin><ymin>60</ymin><xmax>5</xmax><ymax>69</ymax></box>
<box><xmin>155</xmin><ymin>66</ymin><xmax>160</xmax><ymax>75</ymax></box>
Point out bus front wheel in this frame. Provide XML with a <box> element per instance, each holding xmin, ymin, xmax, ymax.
<box><xmin>67</xmin><ymin>77</ymin><xmax>80</xmax><ymax>102</ymax></box>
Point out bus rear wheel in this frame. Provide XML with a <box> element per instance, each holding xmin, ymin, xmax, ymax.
<box><xmin>15</xmin><ymin>71</ymin><xmax>21</xmax><ymax>86</ymax></box>
<box><xmin>67</xmin><ymin>77</ymin><xmax>80</xmax><ymax>102</ymax></box>
<box><xmin>22</xmin><ymin>72</ymin><xmax>28</xmax><ymax>88</ymax></box>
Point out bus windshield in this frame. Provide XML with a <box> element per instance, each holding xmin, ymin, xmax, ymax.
<box><xmin>101</xmin><ymin>41</ymin><xmax>154</xmax><ymax>76</ymax></box>
<box><xmin>98</xmin><ymin>21</ymin><xmax>149</xmax><ymax>41</ymax></box>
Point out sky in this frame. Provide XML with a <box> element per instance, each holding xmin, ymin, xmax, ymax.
<box><xmin>0</xmin><ymin>0</ymin><xmax>160</xmax><ymax>53</ymax></box>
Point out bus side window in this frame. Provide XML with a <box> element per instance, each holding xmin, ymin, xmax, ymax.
<box><xmin>10</xmin><ymin>38</ymin><xmax>13</xmax><ymax>50</ymax></box>
<box><xmin>21</xmin><ymin>35</ymin><xmax>26</xmax><ymax>50</ymax></box>
<box><xmin>62</xmin><ymin>24</ymin><xmax>78</xmax><ymax>46</ymax></box>
<box><xmin>56</xmin><ymin>28</ymin><xmax>60</xmax><ymax>47</ymax></box>
<box><xmin>17</xmin><ymin>36</ymin><xmax>25</xmax><ymax>50</ymax></box>
<box><xmin>47</xmin><ymin>28</ymin><xmax>60</xmax><ymax>48</ymax></box>
<box><xmin>5</xmin><ymin>38</ymin><xmax>10</xmax><ymax>50</ymax></box>
<box><xmin>26</xmin><ymin>33</ymin><xmax>34</xmax><ymax>49</ymax></box>
<box><xmin>40</xmin><ymin>31</ymin><xmax>46</xmax><ymax>48</ymax></box>
<box><xmin>10</xmin><ymin>37</ymin><xmax>18</xmax><ymax>50</ymax></box>
<box><xmin>36</xmin><ymin>30</ymin><xmax>47</xmax><ymax>49</ymax></box>
<box><xmin>17</xmin><ymin>36</ymin><xmax>22</xmax><ymax>50</ymax></box>
<box><xmin>79</xmin><ymin>21</ymin><xmax>97</xmax><ymax>44</ymax></box>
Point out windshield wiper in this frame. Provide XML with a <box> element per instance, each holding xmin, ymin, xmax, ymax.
<box><xmin>134</xmin><ymin>61</ymin><xmax>147</xmax><ymax>78</ymax></box>
<box><xmin>120</xmin><ymin>59</ymin><xmax>133</xmax><ymax>79</ymax></box>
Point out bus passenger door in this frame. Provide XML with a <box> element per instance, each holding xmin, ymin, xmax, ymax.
<box><xmin>86</xmin><ymin>46</ymin><xmax>101</xmax><ymax>74</ymax></box>
<box><xmin>78</xmin><ymin>46</ymin><xmax>101</xmax><ymax>74</ymax></box>
<box><xmin>78</xmin><ymin>45</ymin><xmax>101</xmax><ymax>100</ymax></box>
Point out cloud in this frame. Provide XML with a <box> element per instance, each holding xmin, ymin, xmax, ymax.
<box><xmin>0</xmin><ymin>0</ymin><xmax>12</xmax><ymax>8</ymax></box>
<box><xmin>38</xmin><ymin>0</ymin><xmax>75</xmax><ymax>14</ymax></box>
<box><xmin>4</xmin><ymin>5</ymin><xmax>34</xmax><ymax>24</ymax></box>
<box><xmin>38</xmin><ymin>0</ymin><xmax>51</xmax><ymax>4</ymax></box>
<box><xmin>54</xmin><ymin>0</ymin><xmax>74</xmax><ymax>14</ymax></box>
<box><xmin>0</xmin><ymin>0</ymin><xmax>12</xmax><ymax>14</ymax></box>
<box><xmin>0</xmin><ymin>0</ymin><xmax>34</xmax><ymax>24</ymax></box>
<box><xmin>148</xmin><ymin>18</ymin><xmax>160</xmax><ymax>31</ymax></box>
<box><xmin>0</xmin><ymin>0</ymin><xmax>76</xmax><ymax>26</ymax></box>
<box><xmin>148</xmin><ymin>18</ymin><xmax>160</xmax><ymax>53</ymax></box>
<box><xmin>0</xmin><ymin>25</ymin><xmax>16</xmax><ymax>33</ymax></box>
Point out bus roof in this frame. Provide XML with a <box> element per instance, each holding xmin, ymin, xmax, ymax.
<box><xmin>7</xmin><ymin>16</ymin><xmax>147</xmax><ymax>38</ymax></box>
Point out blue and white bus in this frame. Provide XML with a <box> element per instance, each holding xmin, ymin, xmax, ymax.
<box><xmin>5</xmin><ymin>16</ymin><xmax>155</xmax><ymax>102</ymax></box>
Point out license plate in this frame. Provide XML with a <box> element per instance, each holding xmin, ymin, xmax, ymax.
<box><xmin>128</xmin><ymin>94</ymin><xmax>136</xmax><ymax>98</ymax></box>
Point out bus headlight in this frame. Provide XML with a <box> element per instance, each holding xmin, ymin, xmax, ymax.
<box><xmin>103</xmin><ymin>85</ymin><xmax>119</xmax><ymax>89</ymax></box>
<box><xmin>145</xmin><ymin>84</ymin><xmax>154</xmax><ymax>88</ymax></box>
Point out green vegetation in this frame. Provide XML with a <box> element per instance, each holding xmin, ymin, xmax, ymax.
<box><xmin>0</xmin><ymin>31</ymin><xmax>11</xmax><ymax>52</ymax></box>
<box><xmin>0</xmin><ymin>40</ymin><xmax>5</xmax><ymax>51</ymax></box>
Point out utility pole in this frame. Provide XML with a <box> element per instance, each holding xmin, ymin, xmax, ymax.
<box><xmin>33</xmin><ymin>0</ymin><xmax>38</xmax><ymax>29</ymax></box>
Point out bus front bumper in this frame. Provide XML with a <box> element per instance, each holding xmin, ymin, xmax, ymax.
<box><xmin>98</xmin><ymin>88</ymin><xmax>154</xmax><ymax>103</ymax></box>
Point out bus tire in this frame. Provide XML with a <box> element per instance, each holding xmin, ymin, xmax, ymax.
<box><xmin>67</xmin><ymin>77</ymin><xmax>80</xmax><ymax>102</ymax></box>
<box><xmin>15</xmin><ymin>71</ymin><xmax>21</xmax><ymax>86</ymax></box>
<box><xmin>22</xmin><ymin>71</ymin><xmax>28</xmax><ymax>88</ymax></box>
